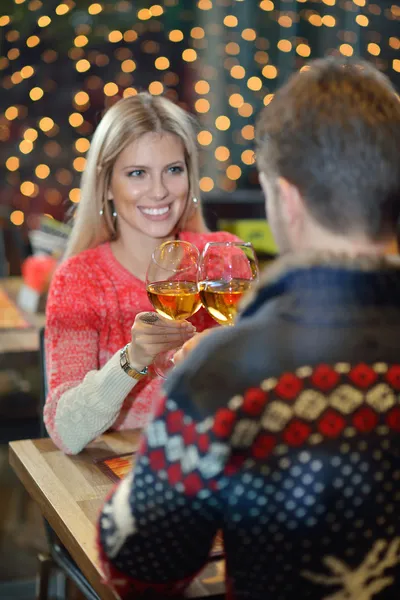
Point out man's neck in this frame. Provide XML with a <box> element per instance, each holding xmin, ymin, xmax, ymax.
<box><xmin>297</xmin><ymin>225</ymin><xmax>398</xmax><ymax>257</ymax></box>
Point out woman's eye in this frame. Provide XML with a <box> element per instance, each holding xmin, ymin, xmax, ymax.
<box><xmin>168</xmin><ymin>165</ymin><xmax>184</xmax><ymax>174</ymax></box>
<box><xmin>128</xmin><ymin>169</ymin><xmax>145</xmax><ymax>177</ymax></box>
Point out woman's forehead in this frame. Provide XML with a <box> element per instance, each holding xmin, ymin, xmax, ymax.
<box><xmin>115</xmin><ymin>132</ymin><xmax>186</xmax><ymax>167</ymax></box>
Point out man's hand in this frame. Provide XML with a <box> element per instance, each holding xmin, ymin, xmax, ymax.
<box><xmin>173</xmin><ymin>329</ymin><xmax>214</xmax><ymax>365</ymax></box>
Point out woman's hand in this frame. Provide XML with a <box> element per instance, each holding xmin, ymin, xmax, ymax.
<box><xmin>173</xmin><ymin>329</ymin><xmax>214</xmax><ymax>366</ymax></box>
<box><xmin>128</xmin><ymin>312</ymin><xmax>196</xmax><ymax>368</ymax></box>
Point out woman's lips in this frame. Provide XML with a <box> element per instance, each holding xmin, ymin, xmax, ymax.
<box><xmin>138</xmin><ymin>204</ymin><xmax>172</xmax><ymax>220</ymax></box>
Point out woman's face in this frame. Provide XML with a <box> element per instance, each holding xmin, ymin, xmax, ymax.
<box><xmin>109</xmin><ymin>131</ymin><xmax>190</xmax><ymax>241</ymax></box>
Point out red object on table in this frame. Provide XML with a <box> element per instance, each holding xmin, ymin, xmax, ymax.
<box><xmin>21</xmin><ymin>255</ymin><xmax>58</xmax><ymax>293</ymax></box>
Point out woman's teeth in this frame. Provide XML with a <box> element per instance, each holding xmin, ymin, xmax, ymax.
<box><xmin>140</xmin><ymin>206</ymin><xmax>170</xmax><ymax>216</ymax></box>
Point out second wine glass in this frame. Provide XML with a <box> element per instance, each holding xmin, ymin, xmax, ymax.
<box><xmin>146</xmin><ymin>240</ymin><xmax>201</xmax><ymax>378</ymax></box>
<box><xmin>197</xmin><ymin>241</ymin><xmax>259</xmax><ymax>326</ymax></box>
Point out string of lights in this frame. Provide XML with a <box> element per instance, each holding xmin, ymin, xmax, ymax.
<box><xmin>0</xmin><ymin>0</ymin><xmax>399</xmax><ymax>228</ymax></box>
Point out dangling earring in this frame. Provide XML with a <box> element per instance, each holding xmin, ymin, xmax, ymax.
<box><xmin>110</xmin><ymin>200</ymin><xmax>117</xmax><ymax>219</ymax></box>
<box><xmin>192</xmin><ymin>196</ymin><xmax>199</xmax><ymax>206</ymax></box>
<box><xmin>99</xmin><ymin>201</ymin><xmax>117</xmax><ymax>218</ymax></box>
<box><xmin>100</xmin><ymin>201</ymin><xmax>117</xmax><ymax>239</ymax></box>
<box><xmin>110</xmin><ymin>201</ymin><xmax>118</xmax><ymax>239</ymax></box>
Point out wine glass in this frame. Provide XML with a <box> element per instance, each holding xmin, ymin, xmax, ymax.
<box><xmin>197</xmin><ymin>241</ymin><xmax>259</xmax><ymax>326</ymax></box>
<box><xmin>146</xmin><ymin>240</ymin><xmax>201</xmax><ymax>378</ymax></box>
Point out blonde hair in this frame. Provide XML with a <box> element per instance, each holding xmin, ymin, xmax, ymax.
<box><xmin>64</xmin><ymin>93</ymin><xmax>207</xmax><ymax>259</ymax></box>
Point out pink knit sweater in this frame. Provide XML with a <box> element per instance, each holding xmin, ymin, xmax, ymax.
<box><xmin>44</xmin><ymin>231</ymin><xmax>238</xmax><ymax>453</ymax></box>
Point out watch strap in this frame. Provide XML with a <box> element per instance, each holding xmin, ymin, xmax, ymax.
<box><xmin>120</xmin><ymin>344</ymin><xmax>148</xmax><ymax>380</ymax></box>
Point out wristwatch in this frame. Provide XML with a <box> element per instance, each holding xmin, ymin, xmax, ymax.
<box><xmin>120</xmin><ymin>344</ymin><xmax>148</xmax><ymax>380</ymax></box>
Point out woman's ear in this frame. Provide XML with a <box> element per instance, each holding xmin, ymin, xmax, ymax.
<box><xmin>106</xmin><ymin>173</ymin><xmax>114</xmax><ymax>201</ymax></box>
<box><xmin>259</xmin><ymin>171</ymin><xmax>269</xmax><ymax>199</ymax></box>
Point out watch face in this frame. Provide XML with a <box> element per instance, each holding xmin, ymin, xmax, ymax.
<box><xmin>121</xmin><ymin>346</ymin><xmax>147</xmax><ymax>379</ymax></box>
<box><xmin>120</xmin><ymin>348</ymin><xmax>130</xmax><ymax>370</ymax></box>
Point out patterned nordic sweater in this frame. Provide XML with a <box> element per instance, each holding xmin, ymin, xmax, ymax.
<box><xmin>98</xmin><ymin>252</ymin><xmax>400</xmax><ymax>600</ymax></box>
<box><xmin>44</xmin><ymin>230</ymin><xmax>238</xmax><ymax>454</ymax></box>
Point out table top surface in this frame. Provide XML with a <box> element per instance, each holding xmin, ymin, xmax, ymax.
<box><xmin>0</xmin><ymin>277</ymin><xmax>45</xmax><ymax>357</ymax></box>
<box><xmin>9</xmin><ymin>430</ymin><xmax>225</xmax><ymax>599</ymax></box>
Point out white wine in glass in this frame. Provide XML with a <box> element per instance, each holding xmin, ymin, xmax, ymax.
<box><xmin>198</xmin><ymin>242</ymin><xmax>259</xmax><ymax>326</ymax></box>
<box><xmin>146</xmin><ymin>240</ymin><xmax>201</xmax><ymax>378</ymax></box>
<box><xmin>147</xmin><ymin>280</ymin><xmax>201</xmax><ymax>322</ymax></box>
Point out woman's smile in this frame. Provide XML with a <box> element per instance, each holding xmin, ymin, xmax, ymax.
<box><xmin>138</xmin><ymin>203</ymin><xmax>172</xmax><ymax>220</ymax></box>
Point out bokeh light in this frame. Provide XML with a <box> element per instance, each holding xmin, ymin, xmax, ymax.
<box><xmin>215</xmin><ymin>147</ymin><xmax>230</xmax><ymax>161</ymax></box>
<box><xmin>69</xmin><ymin>188</ymin><xmax>80</xmax><ymax>203</ymax></box>
<box><xmin>0</xmin><ymin>0</ymin><xmax>399</xmax><ymax>223</ymax></box>
<box><xmin>200</xmin><ymin>177</ymin><xmax>214</xmax><ymax>192</ymax></box>
<box><xmin>35</xmin><ymin>164</ymin><xmax>50</xmax><ymax>179</ymax></box>
<box><xmin>10</xmin><ymin>210</ymin><xmax>24</xmax><ymax>226</ymax></box>
<box><xmin>197</xmin><ymin>131</ymin><xmax>213</xmax><ymax>146</ymax></box>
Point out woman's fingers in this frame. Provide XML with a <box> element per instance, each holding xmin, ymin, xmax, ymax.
<box><xmin>134</xmin><ymin>313</ymin><xmax>196</xmax><ymax>344</ymax></box>
<box><xmin>145</xmin><ymin>340</ymin><xmax>191</xmax><ymax>355</ymax></box>
<box><xmin>136</xmin><ymin>331</ymin><xmax>195</xmax><ymax>345</ymax></box>
<box><xmin>130</xmin><ymin>312</ymin><xmax>197</xmax><ymax>365</ymax></box>
<box><xmin>138</xmin><ymin>329</ymin><xmax>195</xmax><ymax>338</ymax></box>
<box><xmin>137</xmin><ymin>312</ymin><xmax>195</xmax><ymax>331</ymax></box>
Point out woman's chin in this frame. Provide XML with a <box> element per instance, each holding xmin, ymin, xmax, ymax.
<box><xmin>136</xmin><ymin>219</ymin><xmax>179</xmax><ymax>240</ymax></box>
<box><xmin>136</xmin><ymin>209</ymin><xmax>183</xmax><ymax>238</ymax></box>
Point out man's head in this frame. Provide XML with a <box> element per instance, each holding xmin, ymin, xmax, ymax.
<box><xmin>255</xmin><ymin>57</ymin><xmax>400</xmax><ymax>254</ymax></box>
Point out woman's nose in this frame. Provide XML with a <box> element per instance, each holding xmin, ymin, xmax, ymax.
<box><xmin>150</xmin><ymin>175</ymin><xmax>168</xmax><ymax>200</ymax></box>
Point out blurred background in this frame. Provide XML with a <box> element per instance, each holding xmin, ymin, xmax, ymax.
<box><xmin>1</xmin><ymin>0</ymin><xmax>399</xmax><ymax>269</ymax></box>
<box><xmin>0</xmin><ymin>0</ymin><xmax>399</xmax><ymax>598</ymax></box>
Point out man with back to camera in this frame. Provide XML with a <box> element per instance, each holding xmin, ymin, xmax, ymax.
<box><xmin>97</xmin><ymin>57</ymin><xmax>400</xmax><ymax>600</ymax></box>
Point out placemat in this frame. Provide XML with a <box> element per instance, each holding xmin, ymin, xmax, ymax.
<box><xmin>95</xmin><ymin>452</ymin><xmax>134</xmax><ymax>483</ymax></box>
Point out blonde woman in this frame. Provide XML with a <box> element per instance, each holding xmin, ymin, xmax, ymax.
<box><xmin>44</xmin><ymin>93</ymin><xmax>239</xmax><ymax>454</ymax></box>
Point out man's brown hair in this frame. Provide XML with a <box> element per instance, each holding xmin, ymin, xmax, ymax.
<box><xmin>255</xmin><ymin>57</ymin><xmax>400</xmax><ymax>241</ymax></box>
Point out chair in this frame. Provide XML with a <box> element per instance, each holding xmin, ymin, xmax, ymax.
<box><xmin>0</xmin><ymin>391</ymin><xmax>41</xmax><ymax>444</ymax></box>
<box><xmin>38</xmin><ymin>327</ymin><xmax>100</xmax><ymax>600</ymax></box>
<box><xmin>0</xmin><ymin>353</ymin><xmax>42</xmax><ymax>534</ymax></box>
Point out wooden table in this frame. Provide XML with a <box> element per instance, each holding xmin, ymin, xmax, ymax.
<box><xmin>9</xmin><ymin>431</ymin><xmax>225</xmax><ymax>599</ymax></box>
<box><xmin>0</xmin><ymin>277</ymin><xmax>45</xmax><ymax>367</ymax></box>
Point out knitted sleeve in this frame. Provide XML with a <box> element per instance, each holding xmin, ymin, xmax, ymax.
<box><xmin>97</xmin><ymin>394</ymin><xmax>226</xmax><ymax>598</ymax></box>
<box><xmin>44</xmin><ymin>261</ymin><xmax>138</xmax><ymax>455</ymax></box>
